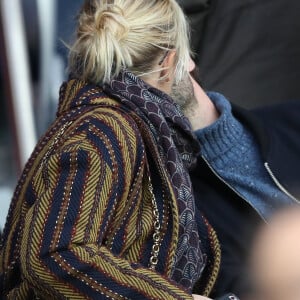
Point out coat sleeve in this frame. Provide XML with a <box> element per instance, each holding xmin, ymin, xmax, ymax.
<box><xmin>19</xmin><ymin>112</ymin><xmax>192</xmax><ymax>300</ymax></box>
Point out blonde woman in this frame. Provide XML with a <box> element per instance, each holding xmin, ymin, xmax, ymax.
<box><xmin>0</xmin><ymin>0</ymin><xmax>240</xmax><ymax>299</ymax></box>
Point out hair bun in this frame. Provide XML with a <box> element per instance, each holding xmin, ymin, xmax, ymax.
<box><xmin>94</xmin><ymin>6</ymin><xmax>129</xmax><ymax>41</ymax></box>
<box><xmin>69</xmin><ymin>0</ymin><xmax>190</xmax><ymax>85</ymax></box>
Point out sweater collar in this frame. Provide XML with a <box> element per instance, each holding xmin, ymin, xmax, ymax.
<box><xmin>195</xmin><ymin>92</ymin><xmax>245</xmax><ymax>161</ymax></box>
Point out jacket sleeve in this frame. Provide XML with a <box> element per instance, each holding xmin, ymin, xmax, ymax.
<box><xmin>19</xmin><ymin>113</ymin><xmax>192</xmax><ymax>300</ymax></box>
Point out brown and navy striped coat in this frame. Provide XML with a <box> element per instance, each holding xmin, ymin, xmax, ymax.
<box><xmin>0</xmin><ymin>80</ymin><xmax>200</xmax><ymax>299</ymax></box>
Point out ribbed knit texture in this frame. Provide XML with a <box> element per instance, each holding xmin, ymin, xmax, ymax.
<box><xmin>195</xmin><ymin>92</ymin><xmax>293</xmax><ymax>219</ymax></box>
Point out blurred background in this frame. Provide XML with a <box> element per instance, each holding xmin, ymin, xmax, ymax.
<box><xmin>0</xmin><ymin>0</ymin><xmax>82</xmax><ymax>229</ymax></box>
<box><xmin>1</xmin><ymin>0</ymin><xmax>300</xmax><ymax>230</ymax></box>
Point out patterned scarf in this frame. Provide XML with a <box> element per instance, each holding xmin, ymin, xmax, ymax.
<box><xmin>104</xmin><ymin>70</ymin><xmax>207</xmax><ymax>290</ymax></box>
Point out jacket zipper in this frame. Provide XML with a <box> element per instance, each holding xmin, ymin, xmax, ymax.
<box><xmin>264</xmin><ymin>162</ymin><xmax>300</xmax><ymax>203</ymax></box>
<box><xmin>201</xmin><ymin>155</ymin><xmax>267</xmax><ymax>223</ymax></box>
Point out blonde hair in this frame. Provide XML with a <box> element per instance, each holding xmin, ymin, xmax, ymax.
<box><xmin>68</xmin><ymin>0</ymin><xmax>191</xmax><ymax>85</ymax></box>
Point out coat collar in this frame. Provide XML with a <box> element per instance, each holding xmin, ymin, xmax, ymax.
<box><xmin>56</xmin><ymin>79</ymin><xmax>119</xmax><ymax>117</ymax></box>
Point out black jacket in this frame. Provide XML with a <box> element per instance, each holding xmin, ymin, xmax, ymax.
<box><xmin>176</xmin><ymin>0</ymin><xmax>211</xmax><ymax>52</ymax></box>
<box><xmin>191</xmin><ymin>101</ymin><xmax>300</xmax><ymax>298</ymax></box>
<box><xmin>179</xmin><ymin>0</ymin><xmax>300</xmax><ymax>108</ymax></box>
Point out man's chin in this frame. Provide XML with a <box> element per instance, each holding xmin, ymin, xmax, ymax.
<box><xmin>170</xmin><ymin>75</ymin><xmax>197</xmax><ymax>117</ymax></box>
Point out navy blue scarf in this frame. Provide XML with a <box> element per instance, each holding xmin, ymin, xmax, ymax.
<box><xmin>104</xmin><ymin>70</ymin><xmax>207</xmax><ymax>290</ymax></box>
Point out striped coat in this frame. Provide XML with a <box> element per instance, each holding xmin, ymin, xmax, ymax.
<box><xmin>0</xmin><ymin>80</ymin><xmax>198</xmax><ymax>299</ymax></box>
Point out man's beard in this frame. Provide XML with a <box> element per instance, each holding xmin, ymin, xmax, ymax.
<box><xmin>170</xmin><ymin>68</ymin><xmax>200</xmax><ymax>118</ymax></box>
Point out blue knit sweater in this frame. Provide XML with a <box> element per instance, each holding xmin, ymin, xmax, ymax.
<box><xmin>195</xmin><ymin>92</ymin><xmax>293</xmax><ymax>220</ymax></box>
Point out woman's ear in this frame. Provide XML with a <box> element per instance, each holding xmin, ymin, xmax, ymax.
<box><xmin>159</xmin><ymin>50</ymin><xmax>176</xmax><ymax>82</ymax></box>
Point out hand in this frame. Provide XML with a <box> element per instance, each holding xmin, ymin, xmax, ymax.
<box><xmin>192</xmin><ymin>294</ymin><xmax>213</xmax><ymax>300</ymax></box>
<box><xmin>188</xmin><ymin>74</ymin><xmax>219</xmax><ymax>130</ymax></box>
